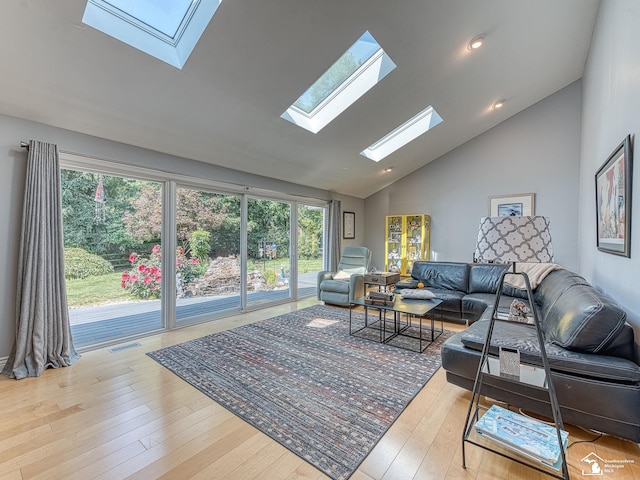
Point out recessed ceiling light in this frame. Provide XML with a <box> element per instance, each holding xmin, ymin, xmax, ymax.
<box><xmin>493</xmin><ymin>99</ymin><xmax>505</xmax><ymax>109</ymax></box>
<box><xmin>383</xmin><ymin>167</ymin><xmax>393</xmax><ymax>173</ymax></box>
<box><xmin>468</xmin><ymin>35</ymin><xmax>484</xmax><ymax>50</ymax></box>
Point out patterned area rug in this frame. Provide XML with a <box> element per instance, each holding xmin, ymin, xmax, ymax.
<box><xmin>147</xmin><ymin>304</ymin><xmax>451</xmax><ymax>480</ymax></box>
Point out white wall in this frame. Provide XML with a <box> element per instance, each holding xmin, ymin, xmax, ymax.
<box><xmin>0</xmin><ymin>113</ymin><xmax>355</xmax><ymax>358</ymax></box>
<box><xmin>364</xmin><ymin>81</ymin><xmax>583</xmax><ymax>273</ymax></box>
<box><xmin>579</xmin><ymin>0</ymin><xmax>640</xmax><ymax>340</ymax></box>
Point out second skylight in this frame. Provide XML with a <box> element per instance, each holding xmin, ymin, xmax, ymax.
<box><xmin>282</xmin><ymin>31</ymin><xmax>396</xmax><ymax>134</ymax></box>
<box><xmin>361</xmin><ymin>106</ymin><xmax>443</xmax><ymax>162</ymax></box>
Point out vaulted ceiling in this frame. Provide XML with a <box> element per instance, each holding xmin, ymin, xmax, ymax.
<box><xmin>0</xmin><ymin>0</ymin><xmax>600</xmax><ymax>198</ymax></box>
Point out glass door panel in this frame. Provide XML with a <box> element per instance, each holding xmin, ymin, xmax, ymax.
<box><xmin>175</xmin><ymin>187</ymin><xmax>241</xmax><ymax>325</ymax></box>
<box><xmin>296</xmin><ymin>204</ymin><xmax>324</xmax><ymax>298</ymax></box>
<box><xmin>247</xmin><ymin>198</ymin><xmax>291</xmax><ymax>307</ymax></box>
<box><xmin>61</xmin><ymin>169</ymin><xmax>163</xmax><ymax>348</ymax></box>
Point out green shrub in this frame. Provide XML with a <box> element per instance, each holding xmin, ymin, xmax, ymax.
<box><xmin>189</xmin><ymin>229</ymin><xmax>211</xmax><ymax>260</ymax></box>
<box><xmin>263</xmin><ymin>270</ymin><xmax>277</xmax><ymax>287</ymax></box>
<box><xmin>64</xmin><ymin>247</ymin><xmax>114</xmax><ymax>279</ymax></box>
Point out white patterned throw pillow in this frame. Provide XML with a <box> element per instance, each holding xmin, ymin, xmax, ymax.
<box><xmin>400</xmin><ymin>289</ymin><xmax>436</xmax><ymax>299</ymax></box>
<box><xmin>333</xmin><ymin>270</ymin><xmax>350</xmax><ymax>280</ymax></box>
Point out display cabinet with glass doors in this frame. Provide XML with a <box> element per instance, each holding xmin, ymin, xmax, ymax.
<box><xmin>384</xmin><ymin>214</ymin><xmax>430</xmax><ymax>275</ymax></box>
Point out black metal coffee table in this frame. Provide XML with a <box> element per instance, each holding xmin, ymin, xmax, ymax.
<box><xmin>349</xmin><ymin>295</ymin><xmax>443</xmax><ymax>352</ymax></box>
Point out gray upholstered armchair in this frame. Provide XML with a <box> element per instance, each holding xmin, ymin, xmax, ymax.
<box><xmin>317</xmin><ymin>246</ymin><xmax>372</xmax><ymax>306</ymax></box>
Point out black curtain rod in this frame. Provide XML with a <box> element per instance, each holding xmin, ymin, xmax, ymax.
<box><xmin>20</xmin><ymin>141</ymin><xmax>29</xmax><ymax>150</ymax></box>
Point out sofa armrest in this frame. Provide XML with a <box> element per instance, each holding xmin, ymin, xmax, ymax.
<box><xmin>318</xmin><ymin>270</ymin><xmax>334</xmax><ymax>281</ymax></box>
<box><xmin>317</xmin><ymin>271</ymin><xmax>334</xmax><ymax>300</ymax></box>
<box><xmin>349</xmin><ymin>274</ymin><xmax>365</xmax><ymax>302</ymax></box>
<box><xmin>395</xmin><ymin>278</ymin><xmax>419</xmax><ymax>290</ymax></box>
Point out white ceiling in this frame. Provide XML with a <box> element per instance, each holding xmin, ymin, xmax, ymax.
<box><xmin>0</xmin><ymin>0</ymin><xmax>600</xmax><ymax>199</ymax></box>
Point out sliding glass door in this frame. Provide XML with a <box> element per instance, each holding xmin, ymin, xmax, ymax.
<box><xmin>61</xmin><ymin>169</ymin><xmax>164</xmax><ymax>348</ymax></box>
<box><xmin>246</xmin><ymin>197</ymin><xmax>292</xmax><ymax>308</ymax></box>
<box><xmin>61</xmin><ymin>156</ymin><xmax>329</xmax><ymax>347</ymax></box>
<box><xmin>296</xmin><ymin>204</ymin><xmax>324</xmax><ymax>298</ymax></box>
<box><xmin>175</xmin><ymin>187</ymin><xmax>241</xmax><ymax>326</ymax></box>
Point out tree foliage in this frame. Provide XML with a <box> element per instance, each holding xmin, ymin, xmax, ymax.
<box><xmin>61</xmin><ymin>170</ymin><xmax>139</xmax><ymax>254</ymax></box>
<box><xmin>294</xmin><ymin>52</ymin><xmax>361</xmax><ymax>112</ymax></box>
<box><xmin>122</xmin><ymin>183</ymin><xmax>163</xmax><ymax>244</ymax></box>
<box><xmin>247</xmin><ymin>198</ymin><xmax>290</xmax><ymax>258</ymax></box>
<box><xmin>61</xmin><ymin>170</ymin><xmax>323</xmax><ymax>264</ymax></box>
<box><xmin>298</xmin><ymin>205</ymin><xmax>323</xmax><ymax>259</ymax></box>
<box><xmin>123</xmin><ymin>186</ymin><xmax>228</xmax><ymax>245</ymax></box>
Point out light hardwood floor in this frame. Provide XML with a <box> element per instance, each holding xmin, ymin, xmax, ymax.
<box><xmin>1</xmin><ymin>297</ymin><xmax>638</xmax><ymax>479</ymax></box>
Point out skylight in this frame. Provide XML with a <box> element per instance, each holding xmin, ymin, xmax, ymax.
<box><xmin>82</xmin><ymin>0</ymin><xmax>222</xmax><ymax>69</ymax></box>
<box><xmin>360</xmin><ymin>106</ymin><xmax>443</xmax><ymax>162</ymax></box>
<box><xmin>282</xmin><ymin>31</ymin><xmax>396</xmax><ymax>134</ymax></box>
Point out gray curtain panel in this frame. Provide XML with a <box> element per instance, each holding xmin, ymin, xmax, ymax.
<box><xmin>326</xmin><ymin>200</ymin><xmax>341</xmax><ymax>272</ymax></box>
<box><xmin>2</xmin><ymin>140</ymin><xmax>80</xmax><ymax>379</ymax></box>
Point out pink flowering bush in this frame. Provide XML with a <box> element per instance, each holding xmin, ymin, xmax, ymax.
<box><xmin>121</xmin><ymin>245</ymin><xmax>204</xmax><ymax>299</ymax></box>
<box><xmin>175</xmin><ymin>246</ymin><xmax>206</xmax><ymax>284</ymax></box>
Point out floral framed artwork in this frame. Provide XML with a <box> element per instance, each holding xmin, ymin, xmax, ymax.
<box><xmin>343</xmin><ymin>211</ymin><xmax>355</xmax><ymax>239</ymax></box>
<box><xmin>595</xmin><ymin>135</ymin><xmax>633</xmax><ymax>257</ymax></box>
<box><xmin>488</xmin><ymin>193</ymin><xmax>535</xmax><ymax>217</ymax></box>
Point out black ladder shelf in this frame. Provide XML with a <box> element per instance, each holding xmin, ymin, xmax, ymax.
<box><xmin>461</xmin><ymin>269</ymin><xmax>569</xmax><ymax>480</ymax></box>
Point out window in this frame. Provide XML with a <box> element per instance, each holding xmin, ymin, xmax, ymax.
<box><xmin>281</xmin><ymin>31</ymin><xmax>396</xmax><ymax>133</ymax></box>
<box><xmin>360</xmin><ymin>105</ymin><xmax>443</xmax><ymax>161</ymax></box>
<box><xmin>82</xmin><ymin>0</ymin><xmax>222</xmax><ymax>68</ymax></box>
<box><xmin>247</xmin><ymin>198</ymin><xmax>292</xmax><ymax>307</ymax></box>
<box><xmin>175</xmin><ymin>187</ymin><xmax>242</xmax><ymax>325</ymax></box>
<box><xmin>60</xmin><ymin>153</ymin><xmax>327</xmax><ymax>348</ymax></box>
<box><xmin>61</xmin><ymin>169</ymin><xmax>164</xmax><ymax>348</ymax></box>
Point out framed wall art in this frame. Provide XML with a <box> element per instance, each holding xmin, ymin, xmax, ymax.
<box><xmin>343</xmin><ymin>211</ymin><xmax>355</xmax><ymax>239</ymax></box>
<box><xmin>595</xmin><ymin>134</ymin><xmax>633</xmax><ymax>257</ymax></box>
<box><xmin>488</xmin><ymin>193</ymin><xmax>535</xmax><ymax>217</ymax></box>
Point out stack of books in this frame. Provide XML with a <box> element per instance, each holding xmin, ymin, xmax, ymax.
<box><xmin>364</xmin><ymin>291</ymin><xmax>394</xmax><ymax>306</ymax></box>
<box><xmin>475</xmin><ymin>405</ymin><xmax>568</xmax><ymax>469</ymax></box>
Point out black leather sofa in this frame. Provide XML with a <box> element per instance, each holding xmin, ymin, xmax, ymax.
<box><xmin>395</xmin><ymin>261</ymin><xmax>640</xmax><ymax>442</ymax></box>
<box><xmin>395</xmin><ymin>261</ymin><xmax>522</xmax><ymax>324</ymax></box>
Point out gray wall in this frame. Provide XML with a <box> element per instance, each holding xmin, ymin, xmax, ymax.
<box><xmin>579</xmin><ymin>0</ymin><xmax>640</xmax><ymax>338</ymax></box>
<box><xmin>0</xmin><ymin>114</ymin><xmax>365</xmax><ymax>358</ymax></box>
<box><xmin>364</xmin><ymin>81</ymin><xmax>582</xmax><ymax>273</ymax></box>
<box><xmin>332</xmin><ymin>193</ymin><xmax>366</xmax><ymax>250</ymax></box>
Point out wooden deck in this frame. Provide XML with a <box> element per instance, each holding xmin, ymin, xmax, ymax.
<box><xmin>71</xmin><ymin>287</ymin><xmax>316</xmax><ymax>349</ymax></box>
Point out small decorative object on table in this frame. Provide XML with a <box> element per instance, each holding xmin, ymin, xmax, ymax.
<box><xmin>508</xmin><ymin>299</ymin><xmax>532</xmax><ymax>324</ymax></box>
<box><xmin>499</xmin><ymin>347</ymin><xmax>521</xmax><ymax>380</ymax></box>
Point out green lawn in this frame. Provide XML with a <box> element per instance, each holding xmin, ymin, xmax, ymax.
<box><xmin>298</xmin><ymin>258</ymin><xmax>323</xmax><ymax>273</ymax></box>
<box><xmin>66</xmin><ymin>272</ymin><xmax>131</xmax><ymax>308</ymax></box>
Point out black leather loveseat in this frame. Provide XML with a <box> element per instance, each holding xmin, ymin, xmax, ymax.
<box><xmin>395</xmin><ymin>261</ymin><xmax>522</xmax><ymax>324</ymax></box>
<box><xmin>395</xmin><ymin>261</ymin><xmax>640</xmax><ymax>442</ymax></box>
